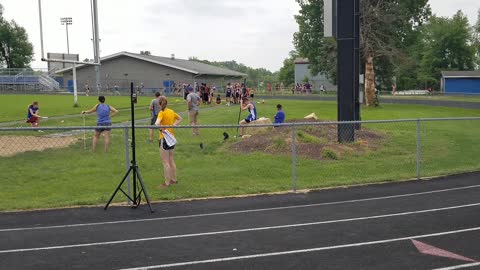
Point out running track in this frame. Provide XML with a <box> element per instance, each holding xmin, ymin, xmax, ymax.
<box><xmin>259</xmin><ymin>95</ymin><xmax>480</xmax><ymax>110</ymax></box>
<box><xmin>1</xmin><ymin>172</ymin><xmax>480</xmax><ymax>269</ymax></box>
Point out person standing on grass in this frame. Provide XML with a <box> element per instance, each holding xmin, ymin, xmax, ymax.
<box><xmin>226</xmin><ymin>83</ymin><xmax>232</xmax><ymax>106</ymax></box>
<box><xmin>26</xmin><ymin>101</ymin><xmax>45</xmax><ymax>129</ymax></box>
<box><xmin>148</xmin><ymin>92</ymin><xmax>162</xmax><ymax>143</ymax></box>
<box><xmin>186</xmin><ymin>86</ymin><xmax>201</xmax><ymax>135</ymax></box>
<box><xmin>82</xmin><ymin>96</ymin><xmax>119</xmax><ymax>153</ymax></box>
<box><xmin>85</xmin><ymin>82</ymin><xmax>90</xmax><ymax>96</ymax></box>
<box><xmin>274</xmin><ymin>104</ymin><xmax>286</xmax><ymax>127</ymax></box>
<box><xmin>155</xmin><ymin>96</ymin><xmax>183</xmax><ymax>188</ymax></box>
<box><xmin>239</xmin><ymin>96</ymin><xmax>257</xmax><ymax>136</ymax></box>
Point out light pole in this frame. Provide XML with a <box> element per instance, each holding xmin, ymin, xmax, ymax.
<box><xmin>61</xmin><ymin>17</ymin><xmax>77</xmax><ymax>106</ymax></box>
<box><xmin>60</xmin><ymin>17</ymin><xmax>72</xmax><ymax>54</ymax></box>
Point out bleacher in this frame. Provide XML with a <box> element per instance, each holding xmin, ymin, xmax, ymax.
<box><xmin>0</xmin><ymin>69</ymin><xmax>60</xmax><ymax>93</ymax></box>
<box><xmin>0</xmin><ymin>75</ymin><xmax>40</xmax><ymax>84</ymax></box>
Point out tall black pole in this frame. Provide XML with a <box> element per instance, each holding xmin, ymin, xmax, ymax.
<box><xmin>354</xmin><ymin>0</ymin><xmax>360</xmax><ymax>126</ymax></box>
<box><xmin>104</xmin><ymin>81</ymin><xmax>152</xmax><ymax>212</ymax></box>
<box><xmin>336</xmin><ymin>0</ymin><xmax>358</xmax><ymax>142</ymax></box>
<box><xmin>130</xmin><ymin>82</ymin><xmax>137</xmax><ymax>203</ymax></box>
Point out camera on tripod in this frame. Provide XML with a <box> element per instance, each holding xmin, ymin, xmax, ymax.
<box><xmin>105</xmin><ymin>81</ymin><xmax>153</xmax><ymax>213</ymax></box>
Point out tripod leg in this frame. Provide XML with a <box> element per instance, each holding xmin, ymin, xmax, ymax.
<box><xmin>104</xmin><ymin>167</ymin><xmax>133</xmax><ymax>210</ymax></box>
<box><xmin>136</xmin><ymin>168</ymin><xmax>154</xmax><ymax>213</ymax></box>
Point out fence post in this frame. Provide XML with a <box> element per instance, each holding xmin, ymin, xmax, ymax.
<box><xmin>124</xmin><ymin>127</ymin><xmax>131</xmax><ymax>205</ymax></box>
<box><xmin>416</xmin><ymin>119</ymin><xmax>421</xmax><ymax>180</ymax></box>
<box><xmin>292</xmin><ymin>126</ymin><xmax>297</xmax><ymax>192</ymax></box>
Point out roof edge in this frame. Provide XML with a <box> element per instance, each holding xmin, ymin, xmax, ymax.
<box><xmin>55</xmin><ymin>52</ymin><xmax>200</xmax><ymax>75</ymax></box>
<box><xmin>54</xmin><ymin>52</ymin><xmax>248</xmax><ymax>77</ymax></box>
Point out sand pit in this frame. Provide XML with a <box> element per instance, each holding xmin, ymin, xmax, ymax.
<box><xmin>0</xmin><ymin>135</ymin><xmax>78</xmax><ymax>157</ymax></box>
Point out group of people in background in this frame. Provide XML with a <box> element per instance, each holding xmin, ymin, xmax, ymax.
<box><xmin>225</xmin><ymin>82</ymin><xmax>255</xmax><ymax>105</ymax></box>
<box><xmin>78</xmin><ymin>80</ymin><xmax>328</xmax><ymax>99</ymax></box>
<box><xmin>26</xmin><ymin>79</ymin><xmax>287</xmax><ymax>190</ymax></box>
<box><xmin>293</xmin><ymin>82</ymin><xmax>312</xmax><ymax>95</ymax></box>
<box><xmin>292</xmin><ymin>82</ymin><xmax>327</xmax><ymax>95</ymax></box>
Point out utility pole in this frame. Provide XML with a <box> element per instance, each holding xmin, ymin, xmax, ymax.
<box><xmin>91</xmin><ymin>0</ymin><xmax>101</xmax><ymax>95</ymax></box>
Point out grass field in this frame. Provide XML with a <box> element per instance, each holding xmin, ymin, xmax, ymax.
<box><xmin>0</xmin><ymin>95</ymin><xmax>190</xmax><ymax>126</ymax></box>
<box><xmin>380</xmin><ymin>94</ymin><xmax>480</xmax><ymax>103</ymax></box>
<box><xmin>1</xmin><ymin>94</ymin><xmax>479</xmax><ymax>211</ymax></box>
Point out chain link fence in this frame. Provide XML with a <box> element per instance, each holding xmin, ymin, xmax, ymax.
<box><xmin>0</xmin><ymin>118</ymin><xmax>479</xmax><ymax>209</ymax></box>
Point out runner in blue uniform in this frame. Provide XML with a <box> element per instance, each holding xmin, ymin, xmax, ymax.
<box><xmin>82</xmin><ymin>96</ymin><xmax>119</xmax><ymax>152</ymax></box>
<box><xmin>239</xmin><ymin>96</ymin><xmax>257</xmax><ymax>136</ymax></box>
<box><xmin>26</xmin><ymin>101</ymin><xmax>45</xmax><ymax>128</ymax></box>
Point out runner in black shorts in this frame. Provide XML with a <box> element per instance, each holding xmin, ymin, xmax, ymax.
<box><xmin>159</xmin><ymin>138</ymin><xmax>175</xmax><ymax>150</ymax></box>
<box><xmin>235</xmin><ymin>89</ymin><xmax>240</xmax><ymax>104</ymax></box>
<box><xmin>226</xmin><ymin>84</ymin><xmax>232</xmax><ymax>105</ymax></box>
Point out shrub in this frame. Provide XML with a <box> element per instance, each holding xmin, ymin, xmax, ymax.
<box><xmin>322</xmin><ymin>148</ymin><xmax>338</xmax><ymax>160</ymax></box>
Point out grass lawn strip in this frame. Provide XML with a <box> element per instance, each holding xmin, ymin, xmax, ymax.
<box><xmin>0</xmin><ymin>96</ymin><xmax>479</xmax><ymax>210</ymax></box>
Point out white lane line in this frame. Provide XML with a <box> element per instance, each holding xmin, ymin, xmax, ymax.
<box><xmin>116</xmin><ymin>227</ymin><xmax>480</xmax><ymax>270</ymax></box>
<box><xmin>2</xmin><ymin>184</ymin><xmax>480</xmax><ymax>233</ymax></box>
<box><xmin>431</xmin><ymin>262</ymin><xmax>480</xmax><ymax>270</ymax></box>
<box><xmin>1</xmin><ymin>202</ymin><xmax>479</xmax><ymax>254</ymax></box>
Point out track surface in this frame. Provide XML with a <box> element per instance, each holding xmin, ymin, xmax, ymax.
<box><xmin>1</xmin><ymin>172</ymin><xmax>480</xmax><ymax>269</ymax></box>
<box><xmin>260</xmin><ymin>95</ymin><xmax>480</xmax><ymax>110</ymax></box>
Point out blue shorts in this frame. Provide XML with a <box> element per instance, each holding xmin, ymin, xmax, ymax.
<box><xmin>96</xmin><ymin>122</ymin><xmax>112</xmax><ymax>132</ymax></box>
<box><xmin>245</xmin><ymin>115</ymin><xmax>256</xmax><ymax>123</ymax></box>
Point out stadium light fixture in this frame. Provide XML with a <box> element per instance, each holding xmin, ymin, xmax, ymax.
<box><xmin>60</xmin><ymin>17</ymin><xmax>73</xmax><ymax>54</ymax></box>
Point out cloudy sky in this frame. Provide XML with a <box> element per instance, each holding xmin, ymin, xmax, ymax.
<box><xmin>1</xmin><ymin>0</ymin><xmax>478</xmax><ymax>72</ymax></box>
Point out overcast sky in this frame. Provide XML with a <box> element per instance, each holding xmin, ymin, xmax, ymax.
<box><xmin>1</xmin><ymin>0</ymin><xmax>478</xmax><ymax>72</ymax></box>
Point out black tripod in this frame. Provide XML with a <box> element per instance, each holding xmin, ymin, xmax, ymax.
<box><xmin>105</xmin><ymin>82</ymin><xmax>153</xmax><ymax>213</ymax></box>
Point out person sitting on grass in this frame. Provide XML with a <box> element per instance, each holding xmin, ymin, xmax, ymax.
<box><xmin>82</xmin><ymin>96</ymin><xmax>119</xmax><ymax>153</ymax></box>
<box><xmin>239</xmin><ymin>96</ymin><xmax>257</xmax><ymax>136</ymax></box>
<box><xmin>274</xmin><ymin>104</ymin><xmax>285</xmax><ymax>127</ymax></box>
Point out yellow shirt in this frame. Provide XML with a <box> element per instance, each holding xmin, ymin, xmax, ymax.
<box><xmin>157</xmin><ymin>108</ymin><xmax>180</xmax><ymax>139</ymax></box>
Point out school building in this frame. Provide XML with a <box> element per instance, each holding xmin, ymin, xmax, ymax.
<box><xmin>55</xmin><ymin>51</ymin><xmax>247</xmax><ymax>94</ymax></box>
<box><xmin>294</xmin><ymin>58</ymin><xmax>336</xmax><ymax>92</ymax></box>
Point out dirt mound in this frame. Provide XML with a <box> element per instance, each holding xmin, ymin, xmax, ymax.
<box><xmin>230</xmin><ymin>119</ymin><xmax>385</xmax><ymax>160</ymax></box>
<box><xmin>0</xmin><ymin>135</ymin><xmax>78</xmax><ymax>157</ymax></box>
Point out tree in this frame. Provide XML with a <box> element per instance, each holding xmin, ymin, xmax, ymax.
<box><xmin>474</xmin><ymin>9</ymin><xmax>480</xmax><ymax>68</ymax></box>
<box><xmin>360</xmin><ymin>0</ymin><xmax>430</xmax><ymax>104</ymax></box>
<box><xmin>190</xmin><ymin>58</ymin><xmax>278</xmax><ymax>87</ymax></box>
<box><xmin>293</xmin><ymin>0</ymin><xmax>337</xmax><ymax>81</ymax></box>
<box><xmin>0</xmin><ymin>4</ymin><xmax>34</xmax><ymax>68</ymax></box>
<box><xmin>418</xmin><ymin>11</ymin><xmax>476</xmax><ymax>86</ymax></box>
<box><xmin>277</xmin><ymin>50</ymin><xmax>298</xmax><ymax>86</ymax></box>
<box><xmin>294</xmin><ymin>0</ymin><xmax>430</xmax><ymax>105</ymax></box>
<box><xmin>140</xmin><ymin>51</ymin><xmax>151</xmax><ymax>55</ymax></box>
